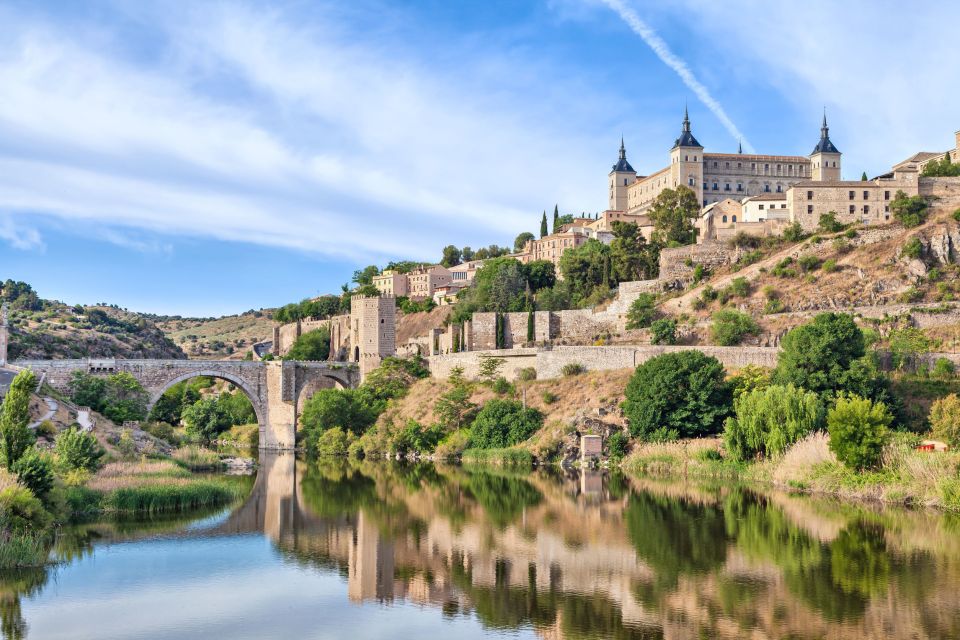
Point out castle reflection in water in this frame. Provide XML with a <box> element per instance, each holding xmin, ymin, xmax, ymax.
<box><xmin>233</xmin><ymin>454</ymin><xmax>960</xmax><ymax>640</ymax></box>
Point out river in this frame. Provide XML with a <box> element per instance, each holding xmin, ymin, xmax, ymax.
<box><xmin>2</xmin><ymin>454</ymin><xmax>960</xmax><ymax>639</ymax></box>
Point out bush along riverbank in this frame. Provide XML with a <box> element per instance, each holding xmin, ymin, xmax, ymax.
<box><xmin>618</xmin><ymin>312</ymin><xmax>960</xmax><ymax>510</ymax></box>
<box><xmin>0</xmin><ymin>369</ymin><xmax>251</xmax><ymax>568</ymax></box>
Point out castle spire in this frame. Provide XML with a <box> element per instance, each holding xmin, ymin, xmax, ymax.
<box><xmin>811</xmin><ymin>108</ymin><xmax>840</xmax><ymax>154</ymax></box>
<box><xmin>619</xmin><ymin>136</ymin><xmax>626</xmax><ymax>160</ymax></box>
<box><xmin>672</xmin><ymin>104</ymin><xmax>701</xmax><ymax>149</ymax></box>
<box><xmin>611</xmin><ymin>137</ymin><xmax>634</xmax><ymax>173</ymax></box>
<box><xmin>683</xmin><ymin>104</ymin><xmax>691</xmax><ymax>132</ymax></box>
<box><xmin>821</xmin><ymin>108</ymin><xmax>829</xmax><ymax>138</ymax></box>
<box><xmin>738</xmin><ymin>139</ymin><xmax>743</xmax><ymax>154</ymax></box>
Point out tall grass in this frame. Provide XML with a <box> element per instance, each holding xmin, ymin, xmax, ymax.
<box><xmin>172</xmin><ymin>445</ymin><xmax>222</xmax><ymax>471</ymax></box>
<box><xmin>101</xmin><ymin>481</ymin><xmax>243</xmax><ymax>513</ymax></box>
<box><xmin>0</xmin><ymin>532</ymin><xmax>49</xmax><ymax>568</ymax></box>
<box><xmin>462</xmin><ymin>447</ymin><xmax>534</xmax><ymax>467</ymax></box>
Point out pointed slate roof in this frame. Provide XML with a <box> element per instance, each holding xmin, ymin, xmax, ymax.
<box><xmin>672</xmin><ymin>106</ymin><xmax>702</xmax><ymax>149</ymax></box>
<box><xmin>611</xmin><ymin>137</ymin><xmax>635</xmax><ymax>173</ymax></box>
<box><xmin>811</xmin><ymin>111</ymin><xmax>840</xmax><ymax>154</ymax></box>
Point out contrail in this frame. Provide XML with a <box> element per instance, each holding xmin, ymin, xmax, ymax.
<box><xmin>598</xmin><ymin>0</ymin><xmax>754</xmax><ymax>153</ymax></box>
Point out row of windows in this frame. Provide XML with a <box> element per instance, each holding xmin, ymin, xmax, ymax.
<box><xmin>806</xmin><ymin>205</ymin><xmax>890</xmax><ymax>216</ymax></box>
<box><xmin>805</xmin><ymin>190</ymin><xmax>892</xmax><ymax>201</ymax></box>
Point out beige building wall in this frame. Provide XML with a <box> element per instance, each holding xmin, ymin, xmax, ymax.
<box><xmin>407</xmin><ymin>266</ymin><xmax>451</xmax><ymax>300</ymax></box>
<box><xmin>519</xmin><ymin>230</ymin><xmax>589</xmax><ymax>270</ymax></box>
<box><xmin>741</xmin><ymin>193</ymin><xmax>790</xmax><ymax>222</ymax></box>
<box><xmin>350</xmin><ymin>295</ymin><xmax>396</xmax><ymax>378</ymax></box>
<box><xmin>448</xmin><ymin>259</ymin><xmax>485</xmax><ymax>286</ymax></box>
<box><xmin>373</xmin><ymin>270</ymin><xmax>408</xmax><ymax>297</ymax></box>
<box><xmin>787</xmin><ymin>176</ymin><xmax>919</xmax><ymax>231</ymax></box>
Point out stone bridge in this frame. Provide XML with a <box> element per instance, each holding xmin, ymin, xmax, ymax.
<box><xmin>12</xmin><ymin>358</ymin><xmax>360</xmax><ymax>450</ymax></box>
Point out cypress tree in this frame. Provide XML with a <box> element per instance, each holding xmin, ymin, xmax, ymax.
<box><xmin>540</xmin><ymin>211</ymin><xmax>548</xmax><ymax>238</ymax></box>
<box><xmin>552</xmin><ymin>205</ymin><xmax>560</xmax><ymax>233</ymax></box>
<box><xmin>861</xmin><ymin>171</ymin><xmax>868</xmax><ymax>181</ymax></box>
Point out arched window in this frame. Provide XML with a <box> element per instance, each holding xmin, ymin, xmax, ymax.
<box><xmin>722</xmin><ymin>215</ymin><xmax>728</xmax><ymax>223</ymax></box>
<box><xmin>732</xmin><ymin>215</ymin><xmax>737</xmax><ymax>222</ymax></box>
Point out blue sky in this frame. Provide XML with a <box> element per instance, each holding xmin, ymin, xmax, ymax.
<box><xmin>2</xmin><ymin>0</ymin><xmax>958</xmax><ymax>316</ymax></box>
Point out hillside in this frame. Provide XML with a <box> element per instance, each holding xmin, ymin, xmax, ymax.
<box><xmin>154</xmin><ymin>310</ymin><xmax>276</xmax><ymax>359</ymax></box>
<box><xmin>2</xmin><ymin>281</ymin><xmax>185</xmax><ymax>360</ymax></box>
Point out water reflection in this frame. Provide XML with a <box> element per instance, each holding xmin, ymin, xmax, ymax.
<box><xmin>5</xmin><ymin>457</ymin><xmax>960</xmax><ymax>639</ymax></box>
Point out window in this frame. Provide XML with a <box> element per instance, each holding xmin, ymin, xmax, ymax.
<box><xmin>849</xmin><ymin>205</ymin><xmax>855</xmax><ymax>214</ymax></box>
<box><xmin>703</xmin><ymin>182</ymin><xmax>708</xmax><ymax>189</ymax></box>
<box><xmin>684</xmin><ymin>155</ymin><xmax>688</xmax><ymax>161</ymax></box>
<box><xmin>737</xmin><ymin>183</ymin><xmax>743</xmax><ymax>192</ymax></box>
<box><xmin>725</xmin><ymin>162</ymin><xmax>730</xmax><ymax>169</ymax></box>
<box><xmin>848</xmin><ymin>191</ymin><xmax>855</xmax><ymax>200</ymax></box>
<box><xmin>807</xmin><ymin>190</ymin><xmax>813</xmax><ymax>200</ymax></box>
<box><xmin>764</xmin><ymin>184</ymin><xmax>771</xmax><ymax>193</ymax></box>
<box><xmin>832</xmin><ymin>161</ymin><xmax>836</xmax><ymax>167</ymax></box>
<box><xmin>759</xmin><ymin>204</ymin><xmax>765</xmax><ymax>210</ymax></box>
<box><xmin>732</xmin><ymin>215</ymin><xmax>737</xmax><ymax>222</ymax></box>
<box><xmin>722</xmin><ymin>215</ymin><xmax>727</xmax><ymax>223</ymax></box>
<box><xmin>776</xmin><ymin>185</ymin><xmax>782</xmax><ymax>193</ymax></box>
<box><xmin>807</xmin><ymin>205</ymin><xmax>814</xmax><ymax>214</ymax></box>
<box><xmin>724</xmin><ymin>183</ymin><xmax>730</xmax><ymax>191</ymax></box>
<box><xmin>737</xmin><ymin>162</ymin><xmax>742</xmax><ymax>168</ymax></box>
<box><xmin>864</xmin><ymin>205</ymin><xmax>870</xmax><ymax>215</ymax></box>
<box><xmin>884</xmin><ymin>190</ymin><xmax>890</xmax><ymax>200</ymax></box>
<box><xmin>781</xmin><ymin>204</ymin><xmax>787</xmax><ymax>209</ymax></box>
<box><xmin>863</xmin><ymin>190</ymin><xmax>869</xmax><ymax>200</ymax></box>
<box><xmin>751</xmin><ymin>163</ymin><xmax>756</xmax><ymax>170</ymax></box>
<box><xmin>713</xmin><ymin>183</ymin><xmax>718</xmax><ymax>191</ymax></box>
<box><xmin>688</xmin><ymin>178</ymin><xmax>694</xmax><ymax>186</ymax></box>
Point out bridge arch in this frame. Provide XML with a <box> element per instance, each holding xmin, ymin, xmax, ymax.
<box><xmin>147</xmin><ymin>369</ymin><xmax>266</xmax><ymax>427</ymax></box>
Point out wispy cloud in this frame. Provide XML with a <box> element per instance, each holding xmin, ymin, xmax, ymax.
<box><xmin>0</xmin><ymin>213</ymin><xmax>43</xmax><ymax>250</ymax></box>
<box><xmin>596</xmin><ymin>0</ymin><xmax>754</xmax><ymax>153</ymax></box>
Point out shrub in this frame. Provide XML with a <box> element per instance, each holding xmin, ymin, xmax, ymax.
<box><xmin>763</xmin><ymin>299</ymin><xmax>785</xmax><ymax>314</ymax></box>
<box><xmin>710</xmin><ymin>309</ymin><xmax>760</xmax><ymax>346</ymax></box>
<box><xmin>492</xmin><ymin>376</ymin><xmax>513</xmax><ymax>395</ymax></box>
<box><xmin>822</xmin><ymin>258</ymin><xmax>838</xmax><ymax>273</ymax></box>
<box><xmin>827</xmin><ymin>395</ymin><xmax>892</xmax><ymax>470</ymax></box>
<box><xmin>396</xmin><ymin>420</ymin><xmax>444</xmax><ymax>454</ymax></box>
<box><xmin>517</xmin><ymin>367</ymin><xmax>537</xmax><ymax>382</ymax></box>
<box><xmin>929</xmin><ymin>394</ymin><xmax>960</xmax><ymax>447</ymax></box>
<box><xmin>692</xmin><ymin>264</ymin><xmax>706</xmax><ymax>283</ymax></box>
<box><xmin>0</xmin><ymin>370</ymin><xmax>36</xmax><ymax>469</ymax></box>
<box><xmin>650</xmin><ymin>318</ymin><xmax>677</xmax><ymax>345</ymax></box>
<box><xmin>470</xmin><ymin>400</ymin><xmax>543</xmax><ymax>449</ymax></box>
<box><xmin>623</xmin><ymin>351</ymin><xmax>731</xmax><ymax>441</ymax></box>
<box><xmin>782</xmin><ymin>222</ymin><xmax>806</xmax><ymax>243</ymax></box>
<box><xmin>607</xmin><ymin>431</ymin><xmax>628</xmax><ymax>460</ymax></box>
<box><xmin>728</xmin><ymin>277</ymin><xmax>750</xmax><ymax>298</ymax></box>
<box><xmin>772</xmin><ymin>257</ymin><xmax>797</xmax><ymax>278</ymax></box>
<box><xmin>891</xmin><ymin>190</ymin><xmax>928</xmax><ymax>227</ymax></box>
<box><xmin>0</xmin><ymin>485</ymin><xmax>51</xmax><ymax>532</ymax></box>
<box><xmin>818</xmin><ymin>211</ymin><xmax>845</xmax><ymax>233</ymax></box>
<box><xmin>902</xmin><ymin>237</ymin><xmax>924</xmax><ymax>260</ymax></box>
<box><xmin>729</xmin><ymin>364</ymin><xmax>772</xmax><ymax>399</ymax></box>
<box><xmin>626</xmin><ymin>293</ymin><xmax>658</xmax><ymax>329</ymax></box>
<box><xmin>55</xmin><ymin>427</ymin><xmax>104</xmax><ymax>472</ymax></box>
<box><xmin>11</xmin><ymin>448</ymin><xmax>54</xmax><ymax>501</ymax></box>
<box><xmin>314</xmin><ymin>427</ymin><xmax>356</xmax><ymax>456</ymax></box>
<box><xmin>798</xmin><ymin>255</ymin><xmax>821</xmax><ymax>272</ymax></box>
<box><xmin>723</xmin><ymin>385</ymin><xmax>825</xmax><ymax>461</ymax></box>
<box><xmin>172</xmin><ymin>445</ymin><xmax>221</xmax><ymax>471</ymax></box>
<box><xmin>933</xmin><ymin>357</ymin><xmax>956</xmax><ymax>379</ymax></box>
<box><xmin>953</xmin><ymin>208</ymin><xmax>960</xmax><ymax>222</ymax></box>
<box><xmin>478</xmin><ymin>357</ymin><xmax>505</xmax><ymax>383</ymax></box>
<box><xmin>561</xmin><ymin>362</ymin><xmax>586</xmax><ymax>376</ymax></box>
<box><xmin>541</xmin><ymin>391</ymin><xmax>558</xmax><ymax>405</ymax></box>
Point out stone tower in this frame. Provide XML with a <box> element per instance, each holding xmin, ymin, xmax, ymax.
<box><xmin>350</xmin><ymin>295</ymin><xmax>396</xmax><ymax>379</ymax></box>
<box><xmin>810</xmin><ymin>111</ymin><xmax>842</xmax><ymax>181</ymax></box>
<box><xmin>669</xmin><ymin>106</ymin><xmax>704</xmax><ymax>204</ymax></box>
<box><xmin>608</xmin><ymin>138</ymin><xmax>637</xmax><ymax>211</ymax></box>
<box><xmin>0</xmin><ymin>302</ymin><xmax>8</xmax><ymax>367</ymax></box>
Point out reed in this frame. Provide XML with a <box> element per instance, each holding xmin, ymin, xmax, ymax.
<box><xmin>0</xmin><ymin>532</ymin><xmax>49</xmax><ymax>569</ymax></box>
<box><xmin>462</xmin><ymin>447</ymin><xmax>534</xmax><ymax>467</ymax></box>
<box><xmin>100</xmin><ymin>480</ymin><xmax>243</xmax><ymax>514</ymax></box>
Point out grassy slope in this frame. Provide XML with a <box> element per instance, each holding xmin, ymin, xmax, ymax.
<box><xmin>7</xmin><ymin>303</ymin><xmax>184</xmax><ymax>360</ymax></box>
<box><xmin>155</xmin><ymin>310</ymin><xmax>276</xmax><ymax>360</ymax></box>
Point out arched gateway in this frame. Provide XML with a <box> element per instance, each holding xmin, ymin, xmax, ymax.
<box><xmin>12</xmin><ymin>358</ymin><xmax>359</xmax><ymax>450</ymax></box>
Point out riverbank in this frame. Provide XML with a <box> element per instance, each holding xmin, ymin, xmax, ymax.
<box><xmin>621</xmin><ymin>433</ymin><xmax>960</xmax><ymax>511</ymax></box>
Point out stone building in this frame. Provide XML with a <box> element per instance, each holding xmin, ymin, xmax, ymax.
<box><xmin>448</xmin><ymin>259</ymin><xmax>486</xmax><ymax>286</ymax></box>
<box><xmin>610</xmin><ymin>109</ymin><xmax>840</xmax><ymax>214</ymax></box>
<box><xmin>372</xmin><ymin>270</ymin><xmax>408</xmax><ymax>297</ymax></box>
<box><xmin>350</xmin><ymin>295</ymin><xmax>396</xmax><ymax>378</ymax></box>
<box><xmin>407</xmin><ymin>265</ymin><xmax>452</xmax><ymax>300</ymax></box>
<box><xmin>516</xmin><ymin>228</ymin><xmax>590</xmax><ymax>269</ymax></box>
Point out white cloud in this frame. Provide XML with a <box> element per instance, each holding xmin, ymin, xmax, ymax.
<box><xmin>0</xmin><ymin>3</ymin><xmax>617</xmax><ymax>264</ymax></box>
<box><xmin>0</xmin><ymin>213</ymin><xmax>43</xmax><ymax>250</ymax></box>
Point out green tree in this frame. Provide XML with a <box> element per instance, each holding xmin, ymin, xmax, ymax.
<box><xmin>284</xmin><ymin>326</ymin><xmax>331</xmax><ymax>361</ymax></box>
<box><xmin>921</xmin><ymin>153</ymin><xmax>960</xmax><ymax>177</ymax></box>
<box><xmin>101</xmin><ymin>372</ymin><xmax>149</xmax><ymax>424</ymax></box>
<box><xmin>818</xmin><ymin>211</ymin><xmax>845</xmax><ymax>233</ymax></box>
<box><xmin>182</xmin><ymin>397</ymin><xmax>230</xmax><ymax>444</ymax></box>
<box><xmin>610</xmin><ymin>221</ymin><xmax>659</xmax><ymax>281</ymax></box>
<box><xmin>623</xmin><ymin>351</ymin><xmax>731</xmax><ymax>441</ymax></box>
<box><xmin>710</xmin><ymin>309</ymin><xmax>760</xmax><ymax>346</ymax></box>
<box><xmin>773</xmin><ymin>313</ymin><xmax>865</xmax><ymax>396</ymax></box>
<box><xmin>470</xmin><ymin>400</ymin><xmax>543</xmax><ymax>449</ymax></box>
<box><xmin>12</xmin><ymin>448</ymin><xmax>54</xmax><ymax>500</ymax></box>
<box><xmin>890</xmin><ymin>190</ymin><xmax>928</xmax><ymax>227</ymax></box>
<box><xmin>650</xmin><ymin>318</ymin><xmax>677</xmax><ymax>345</ymax></box>
<box><xmin>861</xmin><ymin>171</ymin><xmax>868</xmax><ymax>181</ymax></box>
<box><xmin>648</xmin><ymin>186</ymin><xmax>699</xmax><ymax>246</ymax></box>
<box><xmin>523</xmin><ymin>260</ymin><xmax>556</xmax><ymax>292</ymax></box>
<box><xmin>54</xmin><ymin>427</ymin><xmax>104</xmax><ymax>472</ymax></box>
<box><xmin>929</xmin><ymin>394</ymin><xmax>960</xmax><ymax>447</ymax></box>
<box><xmin>539</xmin><ymin>211</ymin><xmax>548</xmax><ymax>238</ymax></box>
<box><xmin>558</xmin><ymin>239</ymin><xmax>611</xmax><ymax>301</ymax></box>
<box><xmin>352</xmin><ymin>265</ymin><xmax>380</xmax><ymax>286</ymax></box>
<box><xmin>552</xmin><ymin>204</ymin><xmax>560</xmax><ymax>233</ymax></box>
<box><xmin>723</xmin><ymin>384</ymin><xmax>825</xmax><ymax>461</ymax></box>
<box><xmin>625</xmin><ymin>293</ymin><xmax>658</xmax><ymax>329</ymax></box>
<box><xmin>827</xmin><ymin>395</ymin><xmax>891</xmax><ymax>470</ymax></box>
<box><xmin>441</xmin><ymin>245</ymin><xmax>462</xmax><ymax>268</ymax></box>
<box><xmin>0</xmin><ymin>370</ymin><xmax>36</xmax><ymax>469</ymax></box>
<box><xmin>513</xmin><ymin>232</ymin><xmax>534</xmax><ymax>253</ymax></box>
